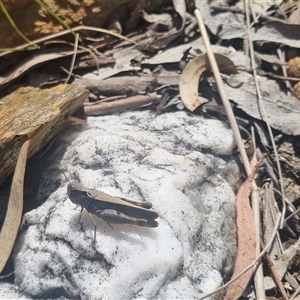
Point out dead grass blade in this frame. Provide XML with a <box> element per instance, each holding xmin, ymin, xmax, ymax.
<box><xmin>243</xmin><ymin>0</ymin><xmax>286</xmax><ymax>229</ymax></box>
<box><xmin>0</xmin><ymin>140</ymin><xmax>30</xmax><ymax>274</ymax></box>
<box><xmin>65</xmin><ymin>33</ymin><xmax>79</xmax><ymax>83</ymax></box>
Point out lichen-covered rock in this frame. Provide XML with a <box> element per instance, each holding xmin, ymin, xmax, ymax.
<box><xmin>13</xmin><ymin>110</ymin><xmax>238</xmax><ymax>299</ymax></box>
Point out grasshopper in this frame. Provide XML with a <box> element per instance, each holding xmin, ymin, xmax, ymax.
<box><xmin>67</xmin><ymin>181</ymin><xmax>159</xmax><ymax>236</ymax></box>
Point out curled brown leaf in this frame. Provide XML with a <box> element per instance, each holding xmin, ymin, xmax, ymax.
<box><xmin>0</xmin><ymin>140</ymin><xmax>30</xmax><ymax>274</ymax></box>
<box><xmin>179</xmin><ymin>53</ymin><xmax>237</xmax><ymax>111</ymax></box>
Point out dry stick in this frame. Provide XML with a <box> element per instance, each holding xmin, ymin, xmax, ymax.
<box><xmin>194</xmin><ymin>7</ymin><xmax>265</xmax><ymax>299</ymax></box>
<box><xmin>194</xmin><ymin>9</ymin><xmax>251</xmax><ymax>175</ymax></box>
<box><xmin>84</xmin><ymin>93</ymin><xmax>159</xmax><ymax>116</ymax></box>
<box><xmin>243</xmin><ymin>0</ymin><xmax>286</xmax><ymax>229</ymax></box>
<box><xmin>251</xmin><ymin>185</ymin><xmax>265</xmax><ymax>297</ymax></box>
<box><xmin>250</xmin><ymin>125</ymin><xmax>264</xmax><ymax>299</ymax></box>
<box><xmin>244</xmin><ymin>1</ymin><xmax>289</xmax><ymax>296</ymax></box>
<box><xmin>0</xmin><ymin>25</ymin><xmax>138</xmax><ymax>57</ymax></box>
<box><xmin>84</xmin><ymin>95</ymin><xmax>127</xmax><ymax>106</ymax></box>
<box><xmin>256</xmin><ymin>69</ymin><xmax>300</xmax><ymax>82</ymax></box>
<box><xmin>243</xmin><ymin>2</ymin><xmax>265</xmax><ymax>298</ymax></box>
<box><xmin>199</xmin><ymin>212</ymin><xmax>281</xmax><ymax>300</ymax></box>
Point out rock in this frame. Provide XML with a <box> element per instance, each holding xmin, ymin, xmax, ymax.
<box><xmin>12</xmin><ymin>110</ymin><xmax>238</xmax><ymax>299</ymax></box>
<box><xmin>0</xmin><ymin>282</ymin><xmax>31</xmax><ymax>299</ymax></box>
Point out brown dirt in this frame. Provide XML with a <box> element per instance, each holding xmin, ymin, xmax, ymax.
<box><xmin>1</xmin><ymin>0</ymin><xmax>146</xmax><ymax>48</ymax></box>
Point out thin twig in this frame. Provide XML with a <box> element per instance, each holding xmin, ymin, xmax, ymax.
<box><xmin>243</xmin><ymin>0</ymin><xmax>286</xmax><ymax>229</ymax></box>
<box><xmin>251</xmin><ymin>180</ymin><xmax>265</xmax><ymax>298</ymax></box>
<box><xmin>243</xmin><ymin>2</ymin><xmax>266</xmax><ymax>298</ymax></box>
<box><xmin>65</xmin><ymin>33</ymin><xmax>79</xmax><ymax>84</ymax></box>
<box><xmin>251</xmin><ymin>135</ymin><xmax>264</xmax><ymax>297</ymax></box>
<box><xmin>194</xmin><ymin>8</ymin><xmax>251</xmax><ymax>175</ymax></box>
<box><xmin>84</xmin><ymin>93</ymin><xmax>159</xmax><ymax>116</ymax></box>
<box><xmin>84</xmin><ymin>95</ymin><xmax>127</xmax><ymax>106</ymax></box>
<box><xmin>260</xmin><ymin>239</ymin><xmax>289</xmax><ymax>300</ymax></box>
<box><xmin>254</xmin><ymin>69</ymin><xmax>300</xmax><ymax>82</ymax></box>
<box><xmin>0</xmin><ymin>25</ymin><xmax>138</xmax><ymax>57</ymax></box>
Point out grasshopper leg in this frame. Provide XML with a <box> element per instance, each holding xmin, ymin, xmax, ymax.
<box><xmin>78</xmin><ymin>207</ymin><xmax>84</xmax><ymax>231</ymax></box>
<box><xmin>87</xmin><ymin>212</ymin><xmax>97</xmax><ymax>244</ymax></box>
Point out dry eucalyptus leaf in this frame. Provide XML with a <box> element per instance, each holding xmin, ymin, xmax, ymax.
<box><xmin>179</xmin><ymin>53</ymin><xmax>237</xmax><ymax>111</ymax></box>
<box><xmin>224</xmin><ymin>177</ymin><xmax>256</xmax><ymax>299</ymax></box>
<box><xmin>0</xmin><ymin>140</ymin><xmax>30</xmax><ymax>274</ymax></box>
<box><xmin>142</xmin><ymin>37</ymin><xmax>250</xmax><ymax>70</ymax></box>
<box><xmin>83</xmin><ymin>45</ymin><xmax>141</xmax><ymax>81</ymax></box>
<box><xmin>195</xmin><ymin>0</ymin><xmax>246</xmax><ymax>40</ymax></box>
<box><xmin>251</xmin><ymin>0</ymin><xmax>282</xmax><ymax>15</ymax></box>
<box><xmin>142</xmin><ymin>39</ymin><xmax>201</xmax><ymax>65</ymax></box>
<box><xmin>0</xmin><ymin>48</ymin><xmax>84</xmax><ymax>86</ymax></box>
<box><xmin>252</xmin><ymin>21</ymin><xmax>300</xmax><ymax>48</ymax></box>
<box><xmin>254</xmin><ymin>52</ymin><xmax>286</xmax><ymax>66</ymax></box>
<box><xmin>223</xmin><ymin>72</ymin><xmax>300</xmax><ymax>135</ymax></box>
<box><xmin>224</xmin><ymin>155</ymin><xmax>266</xmax><ymax>300</ymax></box>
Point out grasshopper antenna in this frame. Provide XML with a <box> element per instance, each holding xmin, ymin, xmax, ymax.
<box><xmin>61</xmin><ymin>170</ymin><xmax>70</xmax><ymax>184</ymax></box>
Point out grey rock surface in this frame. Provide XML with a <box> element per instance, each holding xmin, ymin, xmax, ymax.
<box><xmin>12</xmin><ymin>110</ymin><xmax>238</xmax><ymax>299</ymax></box>
<box><xmin>0</xmin><ymin>282</ymin><xmax>32</xmax><ymax>299</ymax></box>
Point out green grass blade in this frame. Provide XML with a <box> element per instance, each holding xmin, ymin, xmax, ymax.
<box><xmin>0</xmin><ymin>0</ymin><xmax>39</xmax><ymax>50</ymax></box>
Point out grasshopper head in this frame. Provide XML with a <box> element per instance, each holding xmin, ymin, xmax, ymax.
<box><xmin>67</xmin><ymin>181</ymin><xmax>86</xmax><ymax>205</ymax></box>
